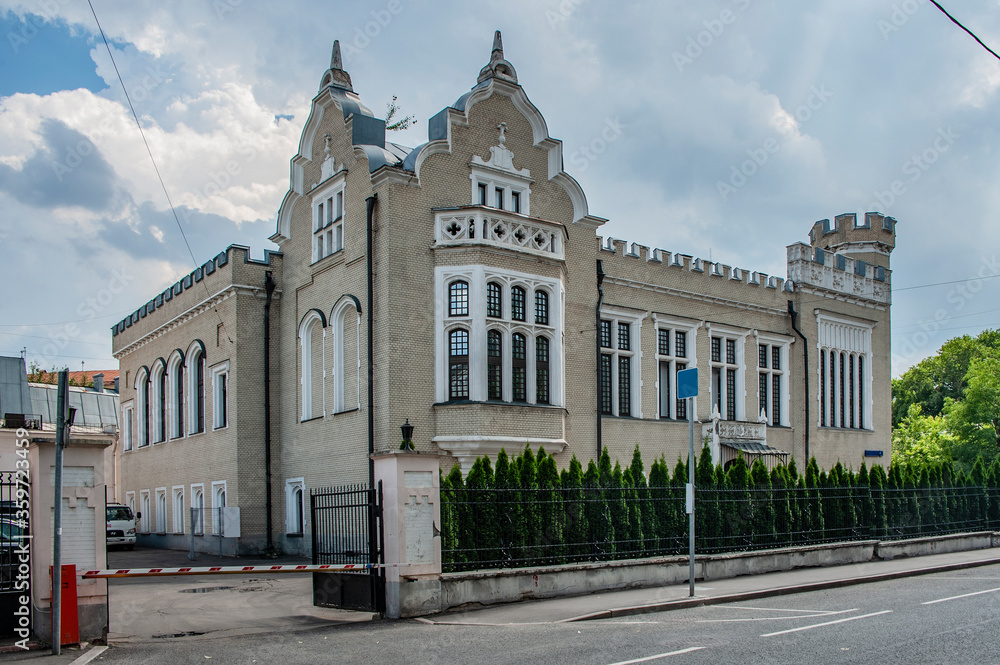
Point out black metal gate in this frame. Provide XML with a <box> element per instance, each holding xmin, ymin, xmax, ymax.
<box><xmin>0</xmin><ymin>470</ymin><xmax>30</xmax><ymax>637</ymax></box>
<box><xmin>310</xmin><ymin>482</ymin><xmax>384</xmax><ymax>613</ymax></box>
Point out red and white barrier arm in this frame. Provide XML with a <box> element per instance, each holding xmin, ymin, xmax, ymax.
<box><xmin>81</xmin><ymin>563</ymin><xmax>411</xmax><ymax>578</ymax></box>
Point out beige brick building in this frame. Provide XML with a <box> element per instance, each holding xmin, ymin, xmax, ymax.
<box><xmin>111</xmin><ymin>33</ymin><xmax>895</xmax><ymax>555</ymax></box>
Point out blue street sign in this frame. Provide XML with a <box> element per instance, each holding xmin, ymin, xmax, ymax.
<box><xmin>677</xmin><ymin>367</ymin><xmax>698</xmax><ymax>399</ymax></box>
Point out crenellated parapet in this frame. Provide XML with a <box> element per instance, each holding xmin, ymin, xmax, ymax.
<box><xmin>808</xmin><ymin>212</ymin><xmax>896</xmax><ymax>266</ymax></box>
<box><xmin>597</xmin><ymin>236</ymin><xmax>794</xmax><ymax>293</ymax></box>
<box><xmin>786</xmin><ymin>242</ymin><xmax>891</xmax><ymax>305</ymax></box>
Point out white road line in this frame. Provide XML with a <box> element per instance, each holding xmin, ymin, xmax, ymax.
<box><xmin>922</xmin><ymin>587</ymin><xmax>1000</xmax><ymax>605</ymax></box>
<box><xmin>603</xmin><ymin>646</ymin><xmax>706</xmax><ymax>665</ymax></box>
<box><xmin>760</xmin><ymin>610</ymin><xmax>892</xmax><ymax>637</ymax></box>
<box><xmin>69</xmin><ymin>645</ymin><xmax>108</xmax><ymax>665</ymax></box>
<box><xmin>699</xmin><ymin>608</ymin><xmax>859</xmax><ymax>623</ymax></box>
<box><xmin>716</xmin><ymin>606</ymin><xmax>850</xmax><ymax>614</ymax></box>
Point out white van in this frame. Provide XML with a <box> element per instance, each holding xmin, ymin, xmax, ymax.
<box><xmin>106</xmin><ymin>504</ymin><xmax>137</xmax><ymax>550</ymax></box>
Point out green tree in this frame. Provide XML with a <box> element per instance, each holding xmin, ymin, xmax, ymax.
<box><xmin>536</xmin><ymin>448</ymin><xmax>563</xmax><ymax>563</ymax></box>
<box><xmin>384</xmin><ymin>95</ymin><xmax>416</xmax><ymax>131</ymax></box>
<box><xmin>945</xmin><ymin>356</ymin><xmax>1000</xmax><ymax>469</ymax></box>
<box><xmin>560</xmin><ymin>455</ymin><xmax>587</xmax><ymax>560</ymax></box>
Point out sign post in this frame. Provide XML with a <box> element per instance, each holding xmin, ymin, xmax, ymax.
<box><xmin>676</xmin><ymin>367</ymin><xmax>698</xmax><ymax>598</ymax></box>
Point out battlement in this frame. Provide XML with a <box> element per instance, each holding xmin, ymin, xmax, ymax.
<box><xmin>597</xmin><ymin>236</ymin><xmax>794</xmax><ymax>292</ymax></box>
<box><xmin>110</xmin><ymin>245</ymin><xmax>282</xmax><ymax>340</ymax></box>
<box><xmin>809</xmin><ymin>211</ymin><xmax>896</xmax><ymax>254</ymax></box>
<box><xmin>787</xmin><ymin>242</ymin><xmax>891</xmax><ymax>305</ymax></box>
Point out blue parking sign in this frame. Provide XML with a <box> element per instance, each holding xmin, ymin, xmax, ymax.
<box><xmin>677</xmin><ymin>367</ymin><xmax>698</xmax><ymax>399</ymax></box>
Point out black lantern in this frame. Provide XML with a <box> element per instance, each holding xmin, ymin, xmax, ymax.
<box><xmin>400</xmin><ymin>419</ymin><xmax>414</xmax><ymax>451</ymax></box>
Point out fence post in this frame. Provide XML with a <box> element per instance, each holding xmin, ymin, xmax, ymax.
<box><xmin>372</xmin><ymin>451</ymin><xmax>444</xmax><ymax>619</ymax></box>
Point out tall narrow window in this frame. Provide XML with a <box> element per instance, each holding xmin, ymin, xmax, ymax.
<box><xmin>829</xmin><ymin>350</ymin><xmax>837</xmax><ymax>427</ymax></box>
<box><xmin>123</xmin><ymin>406</ymin><xmax>134</xmax><ymax>451</ymax></box>
<box><xmin>600</xmin><ymin>354</ymin><xmax>613</xmax><ymax>415</ymax></box>
<box><xmin>675</xmin><ymin>363</ymin><xmax>688</xmax><ymax>419</ymax></box>
<box><xmin>618</xmin><ymin>356</ymin><xmax>632</xmax><ymax>417</ymax></box>
<box><xmin>449</xmin><ymin>329</ymin><xmax>469</xmax><ymax>400</ymax></box>
<box><xmin>658</xmin><ymin>329</ymin><xmax>670</xmax><ymax>356</ymax></box>
<box><xmin>710</xmin><ymin>334</ymin><xmax>742</xmax><ymax>421</ymax></box>
<box><xmin>313</xmin><ymin>186</ymin><xmax>344</xmax><ymax>261</ymax></box>
<box><xmin>141</xmin><ymin>378</ymin><xmax>150</xmax><ymax>446</ymax></box>
<box><xmin>449</xmin><ymin>281</ymin><xmax>469</xmax><ymax>317</ymax></box>
<box><xmin>196</xmin><ymin>353</ymin><xmax>205</xmax><ymax>433</ymax></box>
<box><xmin>191</xmin><ymin>487</ymin><xmax>205</xmax><ymax>536</ymax></box>
<box><xmin>758</xmin><ymin>341</ymin><xmax>787</xmax><ymax>426</ymax></box>
<box><xmin>511</xmin><ymin>286</ymin><xmax>526</xmax><ymax>321</ymax></box>
<box><xmin>511</xmin><ymin>190</ymin><xmax>521</xmax><ymax>213</ymax></box>
<box><xmin>487</xmin><ymin>330</ymin><xmax>503</xmax><ymax>400</ymax></box>
<box><xmin>820</xmin><ymin>349</ymin><xmax>827</xmax><ymax>427</ymax></box>
<box><xmin>512</xmin><ymin>333</ymin><xmax>527</xmax><ymax>402</ymax></box>
<box><xmin>535</xmin><ymin>290</ymin><xmax>549</xmax><ymax>325</ymax></box>
<box><xmin>657</xmin><ymin>325</ymin><xmax>691</xmax><ymax>420</ymax></box>
<box><xmin>849</xmin><ymin>354</ymin><xmax>856</xmax><ymax>429</ymax></box>
<box><xmin>494</xmin><ymin>187</ymin><xmax>504</xmax><ymax>209</ymax></box>
<box><xmin>858</xmin><ymin>356</ymin><xmax>865</xmax><ymax>429</ymax></box>
<box><xmin>675</xmin><ymin>331</ymin><xmax>687</xmax><ymax>359</ymax></box>
<box><xmin>618</xmin><ymin>323</ymin><xmax>631</xmax><ymax>351</ymax></box>
<box><xmin>487</xmin><ymin>282</ymin><xmax>502</xmax><ymax>318</ymax></box>
<box><xmin>726</xmin><ymin>368</ymin><xmax>736</xmax><ymax>421</ymax></box>
<box><xmin>599</xmin><ymin>320</ymin><xmax>612</xmax><ymax>348</ymax></box>
<box><xmin>212</xmin><ymin>364</ymin><xmax>229</xmax><ymax>430</ymax></box>
<box><xmin>478</xmin><ymin>183</ymin><xmax>487</xmax><ymax>205</ymax></box>
<box><xmin>839</xmin><ymin>352</ymin><xmax>846</xmax><ymax>428</ymax></box>
<box><xmin>536</xmin><ymin>337</ymin><xmax>550</xmax><ymax>405</ymax></box>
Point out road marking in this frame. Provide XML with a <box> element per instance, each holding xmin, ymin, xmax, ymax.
<box><xmin>760</xmin><ymin>610</ymin><xmax>892</xmax><ymax>637</ymax></box>
<box><xmin>922</xmin><ymin>587</ymin><xmax>1000</xmax><ymax>605</ymax></box>
<box><xmin>716</xmin><ymin>606</ymin><xmax>850</xmax><ymax>614</ymax></box>
<box><xmin>69</xmin><ymin>645</ymin><xmax>108</xmax><ymax>665</ymax></box>
<box><xmin>603</xmin><ymin>646</ymin><xmax>705</xmax><ymax>664</ymax></box>
<box><xmin>699</xmin><ymin>608</ymin><xmax>859</xmax><ymax>623</ymax></box>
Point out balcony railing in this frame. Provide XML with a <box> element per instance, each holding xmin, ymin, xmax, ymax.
<box><xmin>434</xmin><ymin>207</ymin><xmax>564</xmax><ymax>260</ymax></box>
<box><xmin>1</xmin><ymin>414</ymin><xmax>43</xmax><ymax>430</ymax></box>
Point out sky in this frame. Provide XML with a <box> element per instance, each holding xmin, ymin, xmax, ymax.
<box><xmin>1</xmin><ymin>0</ymin><xmax>999</xmax><ymax>379</ymax></box>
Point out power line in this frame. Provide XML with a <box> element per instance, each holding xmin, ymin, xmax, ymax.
<box><xmin>0</xmin><ymin>309</ymin><xmax>131</xmax><ymax>328</ymax></box>
<box><xmin>0</xmin><ymin>331</ymin><xmax>110</xmax><ymax>347</ymax></box>
<box><xmin>892</xmin><ymin>272</ymin><xmax>1000</xmax><ymax>292</ymax></box>
<box><xmin>86</xmin><ymin>0</ymin><xmax>234</xmax><ymax>345</ymax></box>
<box><xmin>927</xmin><ymin>0</ymin><xmax>1000</xmax><ymax>62</ymax></box>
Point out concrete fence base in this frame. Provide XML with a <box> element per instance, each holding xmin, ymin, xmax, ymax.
<box><xmin>398</xmin><ymin>532</ymin><xmax>1000</xmax><ymax>618</ymax></box>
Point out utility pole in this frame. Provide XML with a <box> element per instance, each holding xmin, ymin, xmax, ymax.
<box><xmin>51</xmin><ymin>369</ymin><xmax>67</xmax><ymax>655</ymax></box>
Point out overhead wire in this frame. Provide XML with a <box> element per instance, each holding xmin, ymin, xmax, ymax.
<box><xmin>927</xmin><ymin>0</ymin><xmax>1000</xmax><ymax>62</ymax></box>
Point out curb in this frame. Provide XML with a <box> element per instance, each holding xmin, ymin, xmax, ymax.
<box><xmin>564</xmin><ymin>555</ymin><xmax>1000</xmax><ymax>621</ymax></box>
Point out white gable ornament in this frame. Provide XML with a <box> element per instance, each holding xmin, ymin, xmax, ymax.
<box><xmin>471</xmin><ymin>122</ymin><xmax>530</xmax><ymax>178</ymax></box>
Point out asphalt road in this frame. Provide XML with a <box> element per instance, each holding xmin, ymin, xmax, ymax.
<box><xmin>93</xmin><ymin>563</ymin><xmax>1000</xmax><ymax>665</ymax></box>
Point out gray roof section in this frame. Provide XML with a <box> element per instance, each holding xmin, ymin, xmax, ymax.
<box><xmin>30</xmin><ymin>383</ymin><xmax>119</xmax><ymax>429</ymax></box>
<box><xmin>0</xmin><ymin>357</ymin><xmax>31</xmax><ymax>418</ymax></box>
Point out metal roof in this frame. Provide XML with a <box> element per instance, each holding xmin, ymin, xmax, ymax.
<box><xmin>721</xmin><ymin>441</ymin><xmax>789</xmax><ymax>457</ymax></box>
<box><xmin>30</xmin><ymin>383</ymin><xmax>119</xmax><ymax>430</ymax></box>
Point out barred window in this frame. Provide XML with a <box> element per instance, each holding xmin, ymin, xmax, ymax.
<box><xmin>511</xmin><ymin>286</ymin><xmax>526</xmax><ymax>321</ymax></box>
<box><xmin>599</xmin><ymin>320</ymin><xmax>612</xmax><ymax>348</ymax></box>
<box><xmin>658</xmin><ymin>325</ymin><xmax>693</xmax><ymax>420</ymax></box>
<box><xmin>487</xmin><ymin>330</ymin><xmax>502</xmax><ymax>400</ymax></box>
<box><xmin>675</xmin><ymin>363</ymin><xmax>688</xmax><ymax>419</ymax></box>
<box><xmin>449</xmin><ymin>281</ymin><xmax>469</xmax><ymax>317</ymax></box>
<box><xmin>487</xmin><ymin>282</ymin><xmax>502</xmax><ymax>318</ymax></box>
<box><xmin>758</xmin><ymin>341</ymin><xmax>787</xmax><ymax>426</ymax></box>
<box><xmin>726</xmin><ymin>339</ymin><xmax>736</xmax><ymax>364</ymax></box>
<box><xmin>535</xmin><ymin>290</ymin><xmax>549</xmax><ymax>325</ymax></box>
<box><xmin>658</xmin><ymin>329</ymin><xmax>670</xmax><ymax>356</ymax></box>
<box><xmin>512</xmin><ymin>333</ymin><xmax>527</xmax><ymax>402</ymax></box>
<box><xmin>675</xmin><ymin>331</ymin><xmax>687</xmax><ymax>358</ymax></box>
<box><xmin>536</xmin><ymin>336</ymin><xmax>550</xmax><ymax>405</ymax></box>
<box><xmin>618</xmin><ymin>356</ymin><xmax>632</xmax><ymax>417</ymax></box>
<box><xmin>711</xmin><ymin>337</ymin><xmax>721</xmax><ymax>363</ymax></box>
<box><xmin>600</xmin><ymin>354</ymin><xmax>613</xmax><ymax>415</ymax></box>
<box><xmin>449</xmin><ymin>329</ymin><xmax>469</xmax><ymax>400</ymax></box>
<box><xmin>711</xmin><ymin>334</ymin><xmax>742</xmax><ymax>421</ymax></box>
<box><xmin>617</xmin><ymin>322</ymin><xmax>631</xmax><ymax>351</ymax></box>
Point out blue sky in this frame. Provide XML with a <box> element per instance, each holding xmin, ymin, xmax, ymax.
<box><xmin>1</xmin><ymin>0</ymin><xmax>1000</xmax><ymax>378</ymax></box>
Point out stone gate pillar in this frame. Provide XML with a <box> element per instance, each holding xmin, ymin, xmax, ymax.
<box><xmin>372</xmin><ymin>451</ymin><xmax>444</xmax><ymax>619</ymax></box>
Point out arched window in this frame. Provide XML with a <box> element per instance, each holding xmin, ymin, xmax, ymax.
<box><xmin>191</xmin><ymin>486</ymin><xmax>205</xmax><ymax>535</ymax></box>
<box><xmin>331</xmin><ymin>297</ymin><xmax>362</xmax><ymax>414</ymax></box>
<box><xmin>449</xmin><ymin>281</ymin><xmax>469</xmax><ymax>317</ymax></box>
<box><xmin>168</xmin><ymin>353</ymin><xmax>184</xmax><ymax>439</ymax></box>
<box><xmin>186</xmin><ymin>345</ymin><xmax>206</xmax><ymax>435</ymax></box>
<box><xmin>536</xmin><ymin>336</ymin><xmax>550</xmax><ymax>404</ymax></box>
<box><xmin>299</xmin><ymin>311</ymin><xmax>327</xmax><ymax>421</ymax></box>
<box><xmin>511</xmin><ymin>286</ymin><xmax>525</xmax><ymax>322</ymax></box>
<box><xmin>150</xmin><ymin>363</ymin><xmax>166</xmax><ymax>443</ymax></box>
<box><xmin>512</xmin><ymin>333</ymin><xmax>527</xmax><ymax>402</ymax></box>
<box><xmin>534</xmin><ymin>290</ymin><xmax>549</xmax><ymax>325</ymax></box>
<box><xmin>449</xmin><ymin>328</ymin><xmax>470</xmax><ymax>400</ymax></box>
<box><xmin>213</xmin><ymin>484</ymin><xmax>227</xmax><ymax>535</ymax></box>
<box><xmin>135</xmin><ymin>369</ymin><xmax>149</xmax><ymax>447</ymax></box>
<box><xmin>487</xmin><ymin>282</ymin><xmax>502</xmax><ymax>318</ymax></box>
<box><xmin>487</xmin><ymin>330</ymin><xmax>503</xmax><ymax>400</ymax></box>
<box><xmin>293</xmin><ymin>487</ymin><xmax>304</xmax><ymax>534</ymax></box>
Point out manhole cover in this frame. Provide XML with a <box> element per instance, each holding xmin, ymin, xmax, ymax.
<box><xmin>179</xmin><ymin>586</ymin><xmax>233</xmax><ymax>594</ymax></box>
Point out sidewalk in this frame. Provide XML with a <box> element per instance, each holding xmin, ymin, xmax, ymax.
<box><xmin>419</xmin><ymin>547</ymin><xmax>1000</xmax><ymax>625</ymax></box>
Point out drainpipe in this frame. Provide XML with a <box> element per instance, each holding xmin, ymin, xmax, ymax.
<box><xmin>596</xmin><ymin>260</ymin><xmax>605</xmax><ymax>458</ymax></box>
<box><xmin>366</xmin><ymin>194</ymin><xmax>377</xmax><ymax>490</ymax></box>
<box><xmin>787</xmin><ymin>300</ymin><xmax>809</xmax><ymax>463</ymax></box>
<box><xmin>264</xmin><ymin>271</ymin><xmax>276</xmax><ymax>554</ymax></box>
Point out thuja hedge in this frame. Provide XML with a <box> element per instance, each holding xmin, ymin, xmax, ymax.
<box><xmin>439</xmin><ymin>445</ymin><xmax>1000</xmax><ymax>571</ymax></box>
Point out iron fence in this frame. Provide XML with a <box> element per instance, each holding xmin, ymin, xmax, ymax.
<box><xmin>441</xmin><ymin>484</ymin><xmax>1000</xmax><ymax>572</ymax></box>
<box><xmin>310</xmin><ymin>484</ymin><xmax>382</xmax><ymax>566</ymax></box>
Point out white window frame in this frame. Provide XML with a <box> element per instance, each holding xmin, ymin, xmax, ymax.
<box><xmin>150</xmin><ymin>363</ymin><xmax>166</xmax><ymax>443</ymax></box>
<box><xmin>299</xmin><ymin>312</ymin><xmax>326</xmax><ymax>421</ymax></box>
<box><xmin>167</xmin><ymin>351</ymin><xmax>184</xmax><ymax>439</ymax></box>
<box><xmin>331</xmin><ymin>298</ymin><xmax>362</xmax><ymax>414</ymax></box>
<box><xmin>211</xmin><ymin>480</ymin><xmax>227</xmax><ymax>535</ymax></box>
<box><xmin>755</xmin><ymin>332</ymin><xmax>793</xmax><ymax>427</ymax></box>
<box><xmin>125</xmin><ymin>491</ymin><xmax>136</xmax><ymax>518</ymax></box>
<box><xmin>653</xmin><ymin>315</ymin><xmax>699</xmax><ymax>420</ymax></box>
<box><xmin>434</xmin><ymin>266</ymin><xmax>564</xmax><ymax>406</ymax></box>
<box><xmin>172</xmin><ymin>485</ymin><xmax>185</xmax><ymax>534</ymax></box>
<box><xmin>311</xmin><ymin>176</ymin><xmax>345</xmax><ymax>263</ymax></box>
<box><xmin>285</xmin><ymin>477</ymin><xmax>306</xmax><ymax>535</ymax></box>
<box><xmin>139</xmin><ymin>490</ymin><xmax>151</xmax><ymax>533</ymax></box>
<box><xmin>210</xmin><ymin>362</ymin><xmax>230</xmax><ymax>430</ymax></box>
<box><xmin>122</xmin><ymin>401</ymin><xmax>134</xmax><ymax>451</ymax></box>
<box><xmin>155</xmin><ymin>487</ymin><xmax>167</xmax><ymax>533</ymax></box>
<box><xmin>706</xmin><ymin>324</ymin><xmax>749</xmax><ymax>422</ymax></box>
<box><xmin>470</xmin><ymin>167</ymin><xmax>531</xmax><ymax>215</ymax></box>
<box><xmin>134</xmin><ymin>369</ymin><xmax>149</xmax><ymax>448</ymax></box>
<box><xmin>599</xmin><ymin>308</ymin><xmax>645</xmax><ymax>418</ymax></box>
<box><xmin>816</xmin><ymin>311</ymin><xmax>873</xmax><ymax>431</ymax></box>
<box><xmin>190</xmin><ymin>484</ymin><xmax>205</xmax><ymax>536</ymax></box>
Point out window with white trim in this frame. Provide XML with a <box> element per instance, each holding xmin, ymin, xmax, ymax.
<box><xmin>155</xmin><ymin>488</ymin><xmax>167</xmax><ymax>533</ymax></box>
<box><xmin>139</xmin><ymin>490</ymin><xmax>150</xmax><ymax>533</ymax></box>
<box><xmin>710</xmin><ymin>331</ymin><xmax>744</xmax><ymax>421</ymax></box>
<box><xmin>312</xmin><ymin>181</ymin><xmax>344</xmax><ymax>262</ymax></box>
<box><xmin>190</xmin><ymin>485</ymin><xmax>205</xmax><ymax>535</ymax></box>
<box><xmin>172</xmin><ymin>486</ymin><xmax>185</xmax><ymax>534</ymax></box>
<box><xmin>211</xmin><ymin>481</ymin><xmax>227</xmax><ymax>535</ymax></box>
<box><xmin>817</xmin><ymin>314</ymin><xmax>873</xmax><ymax>430</ymax></box>
<box><xmin>135</xmin><ymin>369</ymin><xmax>149</xmax><ymax>448</ymax></box>
<box><xmin>471</xmin><ymin>170</ymin><xmax>530</xmax><ymax>215</ymax></box>
<box><xmin>299</xmin><ymin>311</ymin><xmax>326</xmax><ymax>421</ymax></box>
<box><xmin>599</xmin><ymin>310</ymin><xmax>643</xmax><ymax>418</ymax></box>
<box><xmin>168</xmin><ymin>353</ymin><xmax>184</xmax><ymax>439</ymax></box>
<box><xmin>656</xmin><ymin>324</ymin><xmax>694</xmax><ymax>420</ymax></box>
<box><xmin>211</xmin><ymin>362</ymin><xmax>229</xmax><ymax>430</ymax></box>
<box><xmin>151</xmin><ymin>363</ymin><xmax>166</xmax><ymax>443</ymax></box>
<box><xmin>285</xmin><ymin>478</ymin><xmax>305</xmax><ymax>535</ymax></box>
<box><xmin>436</xmin><ymin>267</ymin><xmax>563</xmax><ymax>406</ymax></box>
<box><xmin>757</xmin><ymin>335</ymin><xmax>791</xmax><ymax>427</ymax></box>
<box><xmin>125</xmin><ymin>491</ymin><xmax>136</xmax><ymax>520</ymax></box>
<box><xmin>122</xmin><ymin>403</ymin><xmax>134</xmax><ymax>451</ymax></box>
<box><xmin>186</xmin><ymin>344</ymin><xmax>206</xmax><ymax>435</ymax></box>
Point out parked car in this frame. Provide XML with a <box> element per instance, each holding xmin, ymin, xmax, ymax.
<box><xmin>106</xmin><ymin>504</ymin><xmax>137</xmax><ymax>550</ymax></box>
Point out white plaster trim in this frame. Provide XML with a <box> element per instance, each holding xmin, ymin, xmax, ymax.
<box><xmin>434</xmin><ymin>435</ymin><xmax>568</xmax><ymax>474</ymax></box>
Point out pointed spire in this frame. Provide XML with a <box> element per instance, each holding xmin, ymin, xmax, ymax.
<box><xmin>477</xmin><ymin>30</ymin><xmax>518</xmax><ymax>85</ymax></box>
<box><xmin>320</xmin><ymin>39</ymin><xmax>353</xmax><ymax>92</ymax></box>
